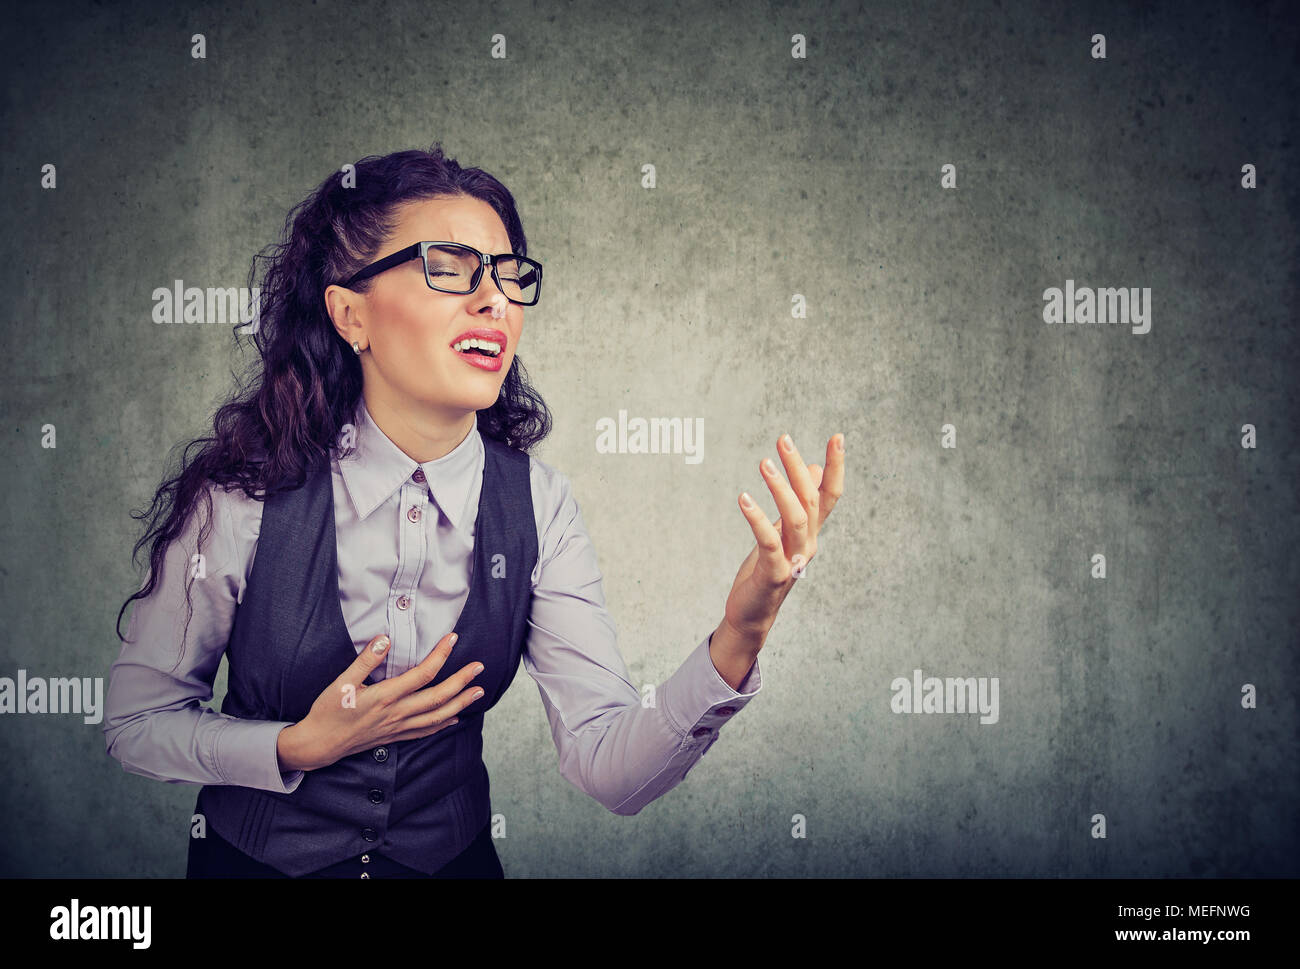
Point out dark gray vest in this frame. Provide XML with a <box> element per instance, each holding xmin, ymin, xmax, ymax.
<box><xmin>195</xmin><ymin>435</ymin><xmax>536</xmax><ymax>876</ymax></box>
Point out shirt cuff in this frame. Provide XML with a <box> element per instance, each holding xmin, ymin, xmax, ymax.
<box><xmin>658</xmin><ymin>632</ymin><xmax>762</xmax><ymax>747</ymax></box>
<box><xmin>213</xmin><ymin>718</ymin><xmax>306</xmax><ymax>794</ymax></box>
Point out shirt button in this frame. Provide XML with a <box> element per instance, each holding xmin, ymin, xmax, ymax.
<box><xmin>361</xmin><ymin>828</ymin><xmax>378</xmax><ymax>842</ymax></box>
<box><xmin>407</xmin><ymin>506</ymin><xmax>422</xmax><ymax>523</ymax></box>
<box><xmin>368</xmin><ymin>788</ymin><xmax>385</xmax><ymax>804</ymax></box>
<box><xmin>372</xmin><ymin>747</ymin><xmax>388</xmax><ymax>762</ymax></box>
<box><xmin>396</xmin><ymin>595</ymin><xmax>410</xmax><ymax>610</ymax></box>
<box><xmin>692</xmin><ymin>727</ymin><xmax>712</xmax><ymax>738</ymax></box>
<box><xmin>412</xmin><ymin>469</ymin><xmax>426</xmax><ymax>483</ymax></box>
<box><xmin>717</xmin><ymin>706</ymin><xmax>736</xmax><ymax>716</ymax></box>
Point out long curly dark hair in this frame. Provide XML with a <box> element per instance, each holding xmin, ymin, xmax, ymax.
<box><xmin>115</xmin><ymin>143</ymin><xmax>551</xmax><ymax>650</ymax></box>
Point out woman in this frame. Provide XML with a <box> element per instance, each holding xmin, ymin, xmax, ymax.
<box><xmin>105</xmin><ymin>143</ymin><xmax>845</xmax><ymax>879</ymax></box>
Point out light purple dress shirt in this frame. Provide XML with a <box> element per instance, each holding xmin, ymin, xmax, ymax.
<box><xmin>104</xmin><ymin>399</ymin><xmax>761</xmax><ymax>816</ymax></box>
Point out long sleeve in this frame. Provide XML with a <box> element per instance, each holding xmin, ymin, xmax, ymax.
<box><xmin>522</xmin><ymin>465</ymin><xmax>762</xmax><ymax>816</ymax></box>
<box><xmin>103</xmin><ymin>482</ymin><xmax>306</xmax><ymax>794</ymax></box>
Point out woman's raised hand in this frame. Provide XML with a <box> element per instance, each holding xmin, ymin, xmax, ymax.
<box><xmin>722</xmin><ymin>432</ymin><xmax>845</xmax><ymax>640</ymax></box>
<box><xmin>276</xmin><ymin>631</ymin><xmax>485</xmax><ymax>772</ymax></box>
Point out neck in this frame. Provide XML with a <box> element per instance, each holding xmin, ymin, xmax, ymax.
<box><xmin>362</xmin><ymin>389</ymin><xmax>476</xmax><ymax>463</ymax></box>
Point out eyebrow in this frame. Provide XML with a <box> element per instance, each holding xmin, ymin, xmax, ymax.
<box><xmin>430</xmin><ymin>242</ymin><xmax>513</xmax><ymax>256</ymax></box>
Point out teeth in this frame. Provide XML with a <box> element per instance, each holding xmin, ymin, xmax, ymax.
<box><xmin>453</xmin><ymin>338</ymin><xmax>502</xmax><ymax>356</ymax></box>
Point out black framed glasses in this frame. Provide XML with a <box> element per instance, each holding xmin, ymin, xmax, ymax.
<box><xmin>341</xmin><ymin>241</ymin><xmax>542</xmax><ymax>306</ymax></box>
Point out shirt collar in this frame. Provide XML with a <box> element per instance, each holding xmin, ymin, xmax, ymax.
<box><xmin>337</xmin><ymin>398</ymin><xmax>482</xmax><ymax>532</ymax></box>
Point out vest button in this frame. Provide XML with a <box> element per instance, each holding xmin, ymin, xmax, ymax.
<box><xmin>412</xmin><ymin>469</ymin><xmax>426</xmax><ymax>483</ymax></box>
<box><xmin>361</xmin><ymin>828</ymin><xmax>378</xmax><ymax>842</ymax></box>
<box><xmin>692</xmin><ymin>727</ymin><xmax>712</xmax><ymax>738</ymax></box>
<box><xmin>372</xmin><ymin>747</ymin><xmax>388</xmax><ymax>762</ymax></box>
<box><xmin>368</xmin><ymin>788</ymin><xmax>385</xmax><ymax>804</ymax></box>
<box><xmin>360</xmin><ymin>854</ymin><xmax>370</xmax><ymax>864</ymax></box>
<box><xmin>717</xmin><ymin>706</ymin><xmax>736</xmax><ymax>716</ymax></box>
<box><xmin>407</xmin><ymin>506</ymin><xmax>422</xmax><ymax>523</ymax></box>
<box><xmin>360</xmin><ymin>872</ymin><xmax>370</xmax><ymax>879</ymax></box>
<box><xmin>396</xmin><ymin>595</ymin><xmax>410</xmax><ymax>610</ymax></box>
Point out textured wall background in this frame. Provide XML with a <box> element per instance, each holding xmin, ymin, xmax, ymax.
<box><xmin>1</xmin><ymin>0</ymin><xmax>1296</xmax><ymax>878</ymax></box>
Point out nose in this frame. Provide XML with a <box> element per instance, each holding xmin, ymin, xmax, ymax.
<box><xmin>468</xmin><ymin>262</ymin><xmax>510</xmax><ymax>319</ymax></box>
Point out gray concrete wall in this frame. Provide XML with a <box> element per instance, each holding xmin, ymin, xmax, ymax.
<box><xmin>1</xmin><ymin>0</ymin><xmax>1296</xmax><ymax>876</ymax></box>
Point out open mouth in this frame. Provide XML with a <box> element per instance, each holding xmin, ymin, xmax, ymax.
<box><xmin>451</xmin><ymin>339</ymin><xmax>502</xmax><ymax>358</ymax></box>
<box><xmin>449</xmin><ymin>327</ymin><xmax>507</xmax><ymax>371</ymax></box>
<box><xmin>449</xmin><ymin>328</ymin><xmax>507</xmax><ymax>359</ymax></box>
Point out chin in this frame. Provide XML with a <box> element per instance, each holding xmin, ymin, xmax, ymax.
<box><xmin>463</xmin><ymin>384</ymin><xmax>505</xmax><ymax>410</ymax></box>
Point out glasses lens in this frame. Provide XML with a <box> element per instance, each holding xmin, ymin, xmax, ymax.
<box><xmin>423</xmin><ymin>244</ymin><xmax>481</xmax><ymax>293</ymax></box>
<box><xmin>492</xmin><ymin>255</ymin><xmax>540</xmax><ymax>305</ymax></box>
<box><xmin>423</xmin><ymin>244</ymin><xmax>540</xmax><ymax>304</ymax></box>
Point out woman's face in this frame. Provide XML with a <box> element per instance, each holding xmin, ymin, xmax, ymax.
<box><xmin>334</xmin><ymin>195</ymin><xmax>524</xmax><ymax>428</ymax></box>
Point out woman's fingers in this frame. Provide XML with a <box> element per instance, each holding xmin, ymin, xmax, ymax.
<box><xmin>741</xmin><ymin>432</ymin><xmax>845</xmax><ymax>584</ymax></box>
<box><xmin>388</xmin><ymin>682</ymin><xmax>483</xmax><ymax>738</ymax></box>
<box><xmin>777</xmin><ymin>434</ymin><xmax>819</xmax><ymax>521</ymax></box>
<box><xmin>754</xmin><ymin>431</ymin><xmax>842</xmax><ymax>543</ymax></box>
<box><xmin>819</xmin><ymin>434</ymin><xmax>845</xmax><ymax>525</ymax></box>
<box><xmin>738</xmin><ymin>492</ymin><xmax>789</xmax><ymax>584</ymax></box>
<box><xmin>772</xmin><ymin>435</ymin><xmax>844</xmax><ymax>532</ymax></box>
<box><xmin>764</xmin><ymin>433</ymin><xmax>847</xmax><ymax>551</ymax></box>
<box><xmin>381</xmin><ymin>630</ymin><xmax>488</xmax><ymax>720</ymax></box>
<box><xmin>381</xmin><ymin>630</ymin><xmax>459</xmax><ymax>700</ymax></box>
<box><xmin>761</xmin><ymin>450</ymin><xmax>809</xmax><ymax>561</ymax></box>
<box><xmin>330</xmin><ymin>632</ymin><xmax>393</xmax><ymax>706</ymax></box>
<box><xmin>390</xmin><ymin>660</ymin><xmax>485</xmax><ymax>722</ymax></box>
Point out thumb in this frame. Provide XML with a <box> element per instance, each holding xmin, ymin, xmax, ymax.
<box><xmin>342</xmin><ymin>632</ymin><xmax>392</xmax><ymax>687</ymax></box>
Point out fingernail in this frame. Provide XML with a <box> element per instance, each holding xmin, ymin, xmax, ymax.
<box><xmin>762</xmin><ymin>458</ymin><xmax>776</xmax><ymax>474</ymax></box>
<box><xmin>740</xmin><ymin>492</ymin><xmax>754</xmax><ymax>508</ymax></box>
<box><xmin>371</xmin><ymin>636</ymin><xmax>389</xmax><ymax>654</ymax></box>
<box><xmin>781</xmin><ymin>434</ymin><xmax>792</xmax><ymax>450</ymax></box>
<box><xmin>449</xmin><ymin>633</ymin><xmax>458</xmax><ymax>647</ymax></box>
<box><xmin>837</xmin><ymin>434</ymin><xmax>845</xmax><ymax>452</ymax></box>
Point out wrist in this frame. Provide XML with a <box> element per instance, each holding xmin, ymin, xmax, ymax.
<box><xmin>717</xmin><ymin>614</ymin><xmax>768</xmax><ymax>654</ymax></box>
<box><xmin>710</xmin><ymin>618</ymin><xmax>764</xmax><ymax>691</ymax></box>
<box><xmin>276</xmin><ymin>722</ymin><xmax>317</xmax><ymax>773</ymax></box>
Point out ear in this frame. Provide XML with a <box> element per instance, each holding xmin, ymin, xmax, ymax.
<box><xmin>324</xmin><ymin>283</ymin><xmax>363</xmax><ymax>346</ymax></box>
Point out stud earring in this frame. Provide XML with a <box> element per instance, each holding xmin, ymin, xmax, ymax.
<box><xmin>352</xmin><ymin>341</ymin><xmax>361</xmax><ymax>355</ymax></box>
